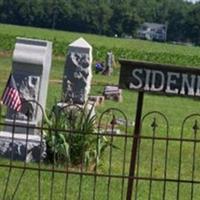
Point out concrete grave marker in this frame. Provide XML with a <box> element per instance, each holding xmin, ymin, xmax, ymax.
<box><xmin>5</xmin><ymin>37</ymin><xmax>52</xmax><ymax>134</ymax></box>
<box><xmin>62</xmin><ymin>37</ymin><xmax>92</xmax><ymax>105</ymax></box>
<box><xmin>103</xmin><ymin>51</ymin><xmax>115</xmax><ymax>76</ymax></box>
<box><xmin>103</xmin><ymin>85</ymin><xmax>123</xmax><ymax>102</ymax></box>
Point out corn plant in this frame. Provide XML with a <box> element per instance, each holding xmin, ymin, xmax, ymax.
<box><xmin>44</xmin><ymin>103</ymin><xmax>116</xmax><ymax>169</ymax></box>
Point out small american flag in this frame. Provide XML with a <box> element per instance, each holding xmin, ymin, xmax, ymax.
<box><xmin>1</xmin><ymin>74</ymin><xmax>22</xmax><ymax>112</ymax></box>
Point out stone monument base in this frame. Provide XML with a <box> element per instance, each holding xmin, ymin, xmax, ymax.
<box><xmin>4</xmin><ymin>119</ymin><xmax>39</xmax><ymax>135</ymax></box>
<box><xmin>0</xmin><ymin>131</ymin><xmax>46</xmax><ymax>162</ymax></box>
<box><xmin>57</xmin><ymin>102</ymin><xmax>96</xmax><ymax>118</ymax></box>
<box><xmin>88</xmin><ymin>96</ymin><xmax>105</xmax><ymax>106</ymax></box>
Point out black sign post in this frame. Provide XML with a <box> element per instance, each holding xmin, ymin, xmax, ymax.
<box><xmin>126</xmin><ymin>91</ymin><xmax>144</xmax><ymax>200</ymax></box>
<box><xmin>119</xmin><ymin>59</ymin><xmax>200</xmax><ymax>200</ymax></box>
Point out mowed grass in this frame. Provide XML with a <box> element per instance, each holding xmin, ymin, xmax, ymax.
<box><xmin>0</xmin><ymin>24</ymin><xmax>200</xmax><ymax>199</ymax></box>
<box><xmin>1</xmin><ymin>52</ymin><xmax>200</xmax><ymax>126</ymax></box>
<box><xmin>1</xmin><ymin>54</ymin><xmax>200</xmax><ymax>199</ymax></box>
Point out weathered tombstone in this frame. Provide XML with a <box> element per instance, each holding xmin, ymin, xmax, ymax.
<box><xmin>0</xmin><ymin>37</ymin><xmax>52</xmax><ymax>161</ymax></box>
<box><xmin>62</xmin><ymin>37</ymin><xmax>92</xmax><ymax>105</ymax></box>
<box><xmin>103</xmin><ymin>51</ymin><xmax>115</xmax><ymax>76</ymax></box>
<box><xmin>4</xmin><ymin>37</ymin><xmax>52</xmax><ymax>134</ymax></box>
<box><xmin>103</xmin><ymin>85</ymin><xmax>123</xmax><ymax>102</ymax></box>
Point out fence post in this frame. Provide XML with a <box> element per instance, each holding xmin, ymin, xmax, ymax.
<box><xmin>126</xmin><ymin>91</ymin><xmax>144</xmax><ymax>200</ymax></box>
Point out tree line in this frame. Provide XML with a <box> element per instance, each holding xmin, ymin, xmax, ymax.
<box><xmin>0</xmin><ymin>0</ymin><xmax>200</xmax><ymax>45</ymax></box>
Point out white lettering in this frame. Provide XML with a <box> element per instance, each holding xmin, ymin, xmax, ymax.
<box><xmin>129</xmin><ymin>69</ymin><xmax>143</xmax><ymax>89</ymax></box>
<box><xmin>195</xmin><ymin>76</ymin><xmax>200</xmax><ymax>96</ymax></box>
<box><xmin>144</xmin><ymin>69</ymin><xmax>151</xmax><ymax>90</ymax></box>
<box><xmin>150</xmin><ymin>70</ymin><xmax>165</xmax><ymax>91</ymax></box>
<box><xmin>166</xmin><ymin>72</ymin><xmax>180</xmax><ymax>94</ymax></box>
<box><xmin>127</xmin><ymin>67</ymin><xmax>199</xmax><ymax>98</ymax></box>
<box><xmin>180</xmin><ymin>74</ymin><xmax>195</xmax><ymax>96</ymax></box>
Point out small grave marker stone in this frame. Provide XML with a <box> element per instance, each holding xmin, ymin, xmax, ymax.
<box><xmin>103</xmin><ymin>85</ymin><xmax>122</xmax><ymax>102</ymax></box>
<box><xmin>103</xmin><ymin>51</ymin><xmax>115</xmax><ymax>76</ymax></box>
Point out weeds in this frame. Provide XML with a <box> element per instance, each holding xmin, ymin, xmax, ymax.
<box><xmin>45</xmin><ymin>103</ymin><xmax>116</xmax><ymax>170</ymax></box>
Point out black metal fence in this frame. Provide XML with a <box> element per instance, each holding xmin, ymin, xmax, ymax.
<box><xmin>135</xmin><ymin>111</ymin><xmax>200</xmax><ymax>200</ymax></box>
<box><xmin>0</xmin><ymin>102</ymin><xmax>200</xmax><ymax>200</ymax></box>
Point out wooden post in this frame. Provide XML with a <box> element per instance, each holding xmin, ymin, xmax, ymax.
<box><xmin>126</xmin><ymin>91</ymin><xmax>144</xmax><ymax>200</ymax></box>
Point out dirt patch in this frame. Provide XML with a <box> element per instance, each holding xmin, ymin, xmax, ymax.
<box><xmin>0</xmin><ymin>51</ymin><xmax>12</xmax><ymax>57</ymax></box>
<box><xmin>50</xmin><ymin>79</ymin><xmax>62</xmax><ymax>84</ymax></box>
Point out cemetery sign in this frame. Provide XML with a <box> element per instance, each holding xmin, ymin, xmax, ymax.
<box><xmin>119</xmin><ymin>58</ymin><xmax>200</xmax><ymax>198</ymax></box>
<box><xmin>119</xmin><ymin>59</ymin><xmax>200</xmax><ymax>98</ymax></box>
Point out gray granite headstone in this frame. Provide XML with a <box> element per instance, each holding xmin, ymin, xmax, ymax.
<box><xmin>62</xmin><ymin>37</ymin><xmax>92</xmax><ymax>105</ymax></box>
<box><xmin>4</xmin><ymin>37</ymin><xmax>52</xmax><ymax>134</ymax></box>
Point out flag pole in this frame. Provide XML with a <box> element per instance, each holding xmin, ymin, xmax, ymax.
<box><xmin>0</xmin><ymin>100</ymin><xmax>2</xmax><ymax>124</ymax></box>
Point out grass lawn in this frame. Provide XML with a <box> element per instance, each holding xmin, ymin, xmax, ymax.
<box><xmin>0</xmin><ymin>24</ymin><xmax>200</xmax><ymax>199</ymax></box>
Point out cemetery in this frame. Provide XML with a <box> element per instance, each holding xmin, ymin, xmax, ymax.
<box><xmin>0</xmin><ymin>24</ymin><xmax>200</xmax><ymax>200</ymax></box>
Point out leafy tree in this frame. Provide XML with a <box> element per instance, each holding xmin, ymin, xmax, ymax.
<box><xmin>0</xmin><ymin>0</ymin><xmax>199</xmax><ymax>44</ymax></box>
<box><xmin>166</xmin><ymin>1</ymin><xmax>189</xmax><ymax>41</ymax></box>
<box><xmin>88</xmin><ymin>2</ymin><xmax>113</xmax><ymax>35</ymax></box>
<box><xmin>110</xmin><ymin>3</ymin><xmax>140</xmax><ymax>36</ymax></box>
<box><xmin>185</xmin><ymin>3</ymin><xmax>200</xmax><ymax>44</ymax></box>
